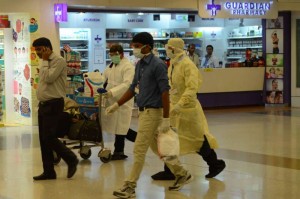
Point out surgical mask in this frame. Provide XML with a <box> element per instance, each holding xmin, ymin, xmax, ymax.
<box><xmin>110</xmin><ymin>55</ymin><xmax>121</xmax><ymax>65</ymax></box>
<box><xmin>133</xmin><ymin>45</ymin><xmax>146</xmax><ymax>58</ymax></box>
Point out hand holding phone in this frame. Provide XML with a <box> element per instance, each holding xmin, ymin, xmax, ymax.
<box><xmin>42</xmin><ymin>47</ymin><xmax>52</xmax><ymax>61</ymax></box>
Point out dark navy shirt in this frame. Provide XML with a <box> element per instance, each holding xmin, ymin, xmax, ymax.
<box><xmin>129</xmin><ymin>54</ymin><xmax>170</xmax><ymax>108</ymax></box>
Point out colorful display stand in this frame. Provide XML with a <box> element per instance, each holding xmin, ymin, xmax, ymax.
<box><xmin>265</xmin><ymin>14</ymin><xmax>288</xmax><ymax>105</ymax></box>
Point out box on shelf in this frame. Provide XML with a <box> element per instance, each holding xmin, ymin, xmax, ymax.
<box><xmin>185</xmin><ymin>32</ymin><xmax>193</xmax><ymax>38</ymax></box>
<box><xmin>193</xmin><ymin>32</ymin><xmax>203</xmax><ymax>38</ymax></box>
<box><xmin>0</xmin><ymin>15</ymin><xmax>10</xmax><ymax>28</ymax></box>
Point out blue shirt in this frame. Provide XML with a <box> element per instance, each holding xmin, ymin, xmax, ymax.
<box><xmin>129</xmin><ymin>54</ymin><xmax>170</xmax><ymax>108</ymax></box>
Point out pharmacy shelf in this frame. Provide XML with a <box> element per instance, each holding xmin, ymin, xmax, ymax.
<box><xmin>60</xmin><ymin>38</ymin><xmax>89</xmax><ymax>41</ymax></box>
<box><xmin>227</xmin><ymin>46</ymin><xmax>263</xmax><ymax>50</ymax></box>
<box><xmin>227</xmin><ymin>57</ymin><xmax>243</xmax><ymax>59</ymax></box>
<box><xmin>227</xmin><ymin>36</ymin><xmax>262</xmax><ymax>39</ymax></box>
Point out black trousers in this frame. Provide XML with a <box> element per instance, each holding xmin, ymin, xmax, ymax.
<box><xmin>114</xmin><ymin>134</ymin><xmax>126</xmax><ymax>153</ymax></box>
<box><xmin>38</xmin><ymin>98</ymin><xmax>77</xmax><ymax>174</ymax></box>
<box><xmin>114</xmin><ymin>129</ymin><xmax>137</xmax><ymax>153</ymax></box>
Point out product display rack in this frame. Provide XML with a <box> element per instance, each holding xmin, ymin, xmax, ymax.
<box><xmin>106</xmin><ymin>37</ymin><xmax>168</xmax><ymax>61</ymax></box>
<box><xmin>59</xmin><ymin>28</ymin><xmax>90</xmax><ymax>72</ymax></box>
<box><xmin>0</xmin><ymin>30</ymin><xmax>5</xmax><ymax>123</ymax></box>
<box><xmin>227</xmin><ymin>35</ymin><xmax>263</xmax><ymax>61</ymax></box>
<box><xmin>60</xmin><ymin>39</ymin><xmax>89</xmax><ymax>71</ymax></box>
<box><xmin>106</xmin><ymin>29</ymin><xmax>203</xmax><ymax>62</ymax></box>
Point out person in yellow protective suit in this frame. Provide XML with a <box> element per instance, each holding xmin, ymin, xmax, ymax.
<box><xmin>151</xmin><ymin>38</ymin><xmax>226</xmax><ymax>180</ymax></box>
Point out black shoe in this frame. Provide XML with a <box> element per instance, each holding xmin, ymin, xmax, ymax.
<box><xmin>111</xmin><ymin>154</ymin><xmax>128</xmax><ymax>160</ymax></box>
<box><xmin>33</xmin><ymin>173</ymin><xmax>56</xmax><ymax>181</ymax></box>
<box><xmin>205</xmin><ymin>160</ymin><xmax>226</xmax><ymax>178</ymax></box>
<box><xmin>151</xmin><ymin>171</ymin><xmax>176</xmax><ymax>180</ymax></box>
<box><xmin>67</xmin><ymin>158</ymin><xmax>79</xmax><ymax>178</ymax></box>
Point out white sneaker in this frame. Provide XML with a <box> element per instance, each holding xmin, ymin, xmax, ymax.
<box><xmin>169</xmin><ymin>173</ymin><xmax>193</xmax><ymax>191</ymax></box>
<box><xmin>113</xmin><ymin>183</ymin><xmax>136</xmax><ymax>198</ymax></box>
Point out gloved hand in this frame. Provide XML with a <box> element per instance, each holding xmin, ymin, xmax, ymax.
<box><xmin>158</xmin><ymin>118</ymin><xmax>170</xmax><ymax>133</ymax></box>
<box><xmin>105</xmin><ymin>102</ymin><xmax>119</xmax><ymax>114</ymax></box>
<box><xmin>77</xmin><ymin>87</ymin><xmax>84</xmax><ymax>93</ymax></box>
<box><xmin>97</xmin><ymin>88</ymin><xmax>107</xmax><ymax>94</ymax></box>
<box><xmin>170</xmin><ymin>104</ymin><xmax>181</xmax><ymax>116</ymax></box>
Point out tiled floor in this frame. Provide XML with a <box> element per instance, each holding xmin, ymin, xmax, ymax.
<box><xmin>0</xmin><ymin>106</ymin><xmax>300</xmax><ymax>199</ymax></box>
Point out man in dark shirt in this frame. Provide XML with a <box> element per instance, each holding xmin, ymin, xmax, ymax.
<box><xmin>107</xmin><ymin>32</ymin><xmax>192</xmax><ymax>198</ymax></box>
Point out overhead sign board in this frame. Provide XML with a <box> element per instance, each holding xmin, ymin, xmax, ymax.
<box><xmin>198</xmin><ymin>0</ymin><xmax>278</xmax><ymax>19</ymax></box>
<box><xmin>54</xmin><ymin>3</ymin><xmax>68</xmax><ymax>22</ymax></box>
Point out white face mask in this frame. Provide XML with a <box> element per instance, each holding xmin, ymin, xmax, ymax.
<box><xmin>166</xmin><ymin>49</ymin><xmax>176</xmax><ymax>59</ymax></box>
<box><xmin>133</xmin><ymin>45</ymin><xmax>146</xmax><ymax>58</ymax></box>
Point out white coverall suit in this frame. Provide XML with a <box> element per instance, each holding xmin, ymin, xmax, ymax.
<box><xmin>101</xmin><ymin>57</ymin><xmax>135</xmax><ymax>135</ymax></box>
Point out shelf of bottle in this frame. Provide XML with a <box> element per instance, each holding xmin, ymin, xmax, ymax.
<box><xmin>81</xmin><ymin>59</ymin><xmax>88</xmax><ymax>61</ymax></box>
<box><xmin>72</xmin><ymin>49</ymin><xmax>88</xmax><ymax>51</ymax></box>
<box><xmin>106</xmin><ymin>37</ymin><xmax>202</xmax><ymax>41</ymax></box>
<box><xmin>60</xmin><ymin>38</ymin><xmax>89</xmax><ymax>41</ymax></box>
<box><xmin>80</xmin><ymin>69</ymin><xmax>88</xmax><ymax>72</ymax></box>
<box><xmin>60</xmin><ymin>47</ymin><xmax>88</xmax><ymax>51</ymax></box>
<box><xmin>106</xmin><ymin>57</ymin><xmax>165</xmax><ymax>61</ymax></box>
<box><xmin>227</xmin><ymin>46</ymin><xmax>262</xmax><ymax>50</ymax></box>
<box><xmin>227</xmin><ymin>36</ymin><xmax>262</xmax><ymax>39</ymax></box>
<box><xmin>106</xmin><ymin>48</ymin><xmax>165</xmax><ymax>51</ymax></box>
<box><xmin>107</xmin><ymin>37</ymin><xmax>168</xmax><ymax>41</ymax></box>
<box><xmin>227</xmin><ymin>57</ymin><xmax>243</xmax><ymax>59</ymax></box>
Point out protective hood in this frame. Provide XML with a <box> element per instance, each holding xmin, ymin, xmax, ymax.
<box><xmin>166</xmin><ymin>38</ymin><xmax>185</xmax><ymax>64</ymax></box>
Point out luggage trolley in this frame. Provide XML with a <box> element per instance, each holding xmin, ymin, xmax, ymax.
<box><xmin>54</xmin><ymin>94</ymin><xmax>112</xmax><ymax>164</ymax></box>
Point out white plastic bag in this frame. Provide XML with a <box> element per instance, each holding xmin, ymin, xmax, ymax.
<box><xmin>157</xmin><ymin>127</ymin><xmax>180</xmax><ymax>160</ymax></box>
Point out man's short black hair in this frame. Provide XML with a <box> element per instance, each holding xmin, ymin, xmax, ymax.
<box><xmin>188</xmin><ymin>44</ymin><xmax>196</xmax><ymax>48</ymax></box>
<box><xmin>206</xmin><ymin>45</ymin><xmax>213</xmax><ymax>50</ymax></box>
<box><xmin>109</xmin><ymin>44</ymin><xmax>124</xmax><ymax>54</ymax></box>
<box><xmin>132</xmin><ymin>32</ymin><xmax>154</xmax><ymax>49</ymax></box>
<box><xmin>32</xmin><ymin>37</ymin><xmax>53</xmax><ymax>50</ymax></box>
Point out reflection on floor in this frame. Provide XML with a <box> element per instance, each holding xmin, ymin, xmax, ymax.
<box><xmin>0</xmin><ymin>106</ymin><xmax>300</xmax><ymax>199</ymax></box>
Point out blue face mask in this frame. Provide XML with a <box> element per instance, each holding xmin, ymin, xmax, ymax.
<box><xmin>111</xmin><ymin>55</ymin><xmax>121</xmax><ymax>65</ymax></box>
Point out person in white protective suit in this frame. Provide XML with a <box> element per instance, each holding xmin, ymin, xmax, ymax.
<box><xmin>151</xmin><ymin>38</ymin><xmax>226</xmax><ymax>180</ymax></box>
<box><xmin>99</xmin><ymin>44</ymin><xmax>135</xmax><ymax>160</ymax></box>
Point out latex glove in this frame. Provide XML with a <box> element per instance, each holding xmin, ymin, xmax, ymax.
<box><xmin>105</xmin><ymin>102</ymin><xmax>119</xmax><ymax>114</ymax></box>
<box><xmin>158</xmin><ymin>118</ymin><xmax>170</xmax><ymax>133</ymax></box>
<box><xmin>97</xmin><ymin>88</ymin><xmax>107</xmax><ymax>94</ymax></box>
<box><xmin>170</xmin><ymin>104</ymin><xmax>181</xmax><ymax>116</ymax></box>
<box><xmin>77</xmin><ymin>87</ymin><xmax>84</xmax><ymax>93</ymax></box>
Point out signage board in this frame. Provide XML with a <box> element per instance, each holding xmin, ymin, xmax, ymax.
<box><xmin>198</xmin><ymin>0</ymin><xmax>278</xmax><ymax>19</ymax></box>
<box><xmin>54</xmin><ymin>3</ymin><xmax>68</xmax><ymax>22</ymax></box>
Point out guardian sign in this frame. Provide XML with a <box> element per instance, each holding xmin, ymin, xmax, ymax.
<box><xmin>198</xmin><ymin>0</ymin><xmax>278</xmax><ymax>19</ymax></box>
